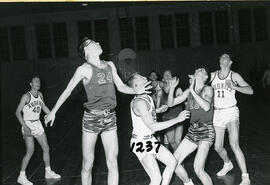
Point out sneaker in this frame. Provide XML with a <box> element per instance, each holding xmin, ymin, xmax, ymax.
<box><xmin>17</xmin><ymin>174</ymin><xmax>33</xmax><ymax>185</ymax></box>
<box><xmin>184</xmin><ymin>179</ymin><xmax>194</xmax><ymax>185</ymax></box>
<box><xmin>217</xmin><ymin>161</ymin><xmax>233</xmax><ymax>176</ymax></box>
<box><xmin>45</xmin><ymin>170</ymin><xmax>61</xmax><ymax>179</ymax></box>
<box><xmin>239</xmin><ymin>174</ymin><xmax>251</xmax><ymax>185</ymax></box>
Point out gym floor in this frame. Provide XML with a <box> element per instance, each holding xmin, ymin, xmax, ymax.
<box><xmin>2</xmin><ymin>90</ymin><xmax>270</xmax><ymax>185</ymax></box>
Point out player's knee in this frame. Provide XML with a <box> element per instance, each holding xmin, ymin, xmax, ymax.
<box><xmin>150</xmin><ymin>173</ymin><xmax>162</xmax><ymax>184</ymax></box>
<box><xmin>26</xmin><ymin>145</ymin><xmax>35</xmax><ymax>155</ymax></box>
<box><xmin>229</xmin><ymin>141</ymin><xmax>240</xmax><ymax>151</ymax></box>
<box><xmin>106</xmin><ymin>155</ymin><xmax>118</xmax><ymax>170</ymax></box>
<box><xmin>194</xmin><ymin>164</ymin><xmax>204</xmax><ymax>177</ymax></box>
<box><xmin>214</xmin><ymin>144</ymin><xmax>223</xmax><ymax>153</ymax></box>
<box><xmin>167</xmin><ymin>157</ymin><xmax>177</xmax><ymax>170</ymax></box>
<box><xmin>82</xmin><ymin>155</ymin><xmax>94</xmax><ymax>171</ymax></box>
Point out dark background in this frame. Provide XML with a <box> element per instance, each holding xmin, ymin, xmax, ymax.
<box><xmin>1</xmin><ymin>2</ymin><xmax>270</xmax><ymax>185</ymax></box>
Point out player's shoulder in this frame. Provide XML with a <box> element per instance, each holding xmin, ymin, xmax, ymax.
<box><xmin>231</xmin><ymin>71</ymin><xmax>242</xmax><ymax>78</ymax></box>
<box><xmin>38</xmin><ymin>91</ymin><xmax>43</xmax><ymax>97</ymax></box>
<box><xmin>22</xmin><ymin>92</ymin><xmax>31</xmax><ymax>101</ymax></box>
<box><xmin>106</xmin><ymin>61</ymin><xmax>115</xmax><ymax>68</ymax></box>
<box><xmin>203</xmin><ymin>85</ymin><xmax>214</xmax><ymax>94</ymax></box>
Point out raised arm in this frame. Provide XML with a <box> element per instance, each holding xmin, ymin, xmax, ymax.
<box><xmin>108</xmin><ymin>62</ymin><xmax>151</xmax><ymax>94</ymax></box>
<box><xmin>39</xmin><ymin>92</ymin><xmax>50</xmax><ymax>115</ymax></box>
<box><xmin>45</xmin><ymin>66</ymin><xmax>85</xmax><ymax>126</ymax></box>
<box><xmin>134</xmin><ymin>99</ymin><xmax>190</xmax><ymax>132</ymax></box>
<box><xmin>231</xmin><ymin>72</ymin><xmax>253</xmax><ymax>95</ymax></box>
<box><xmin>15</xmin><ymin>94</ymin><xmax>31</xmax><ymax>135</ymax></box>
<box><xmin>168</xmin><ymin>88</ymin><xmax>190</xmax><ymax>107</ymax></box>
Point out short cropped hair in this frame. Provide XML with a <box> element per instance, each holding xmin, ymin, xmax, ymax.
<box><xmin>77</xmin><ymin>37</ymin><xmax>92</xmax><ymax>58</ymax></box>
<box><xmin>127</xmin><ymin>73</ymin><xmax>138</xmax><ymax>87</ymax></box>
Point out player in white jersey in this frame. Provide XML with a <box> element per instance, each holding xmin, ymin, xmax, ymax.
<box><xmin>15</xmin><ymin>77</ymin><xmax>60</xmax><ymax>185</ymax></box>
<box><xmin>127</xmin><ymin>73</ymin><xmax>191</xmax><ymax>185</ymax></box>
<box><xmin>210</xmin><ymin>54</ymin><xmax>253</xmax><ymax>185</ymax></box>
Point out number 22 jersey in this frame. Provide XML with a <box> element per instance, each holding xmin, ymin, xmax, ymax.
<box><xmin>211</xmin><ymin>70</ymin><xmax>237</xmax><ymax>108</ymax></box>
<box><xmin>23</xmin><ymin>91</ymin><xmax>43</xmax><ymax>121</ymax></box>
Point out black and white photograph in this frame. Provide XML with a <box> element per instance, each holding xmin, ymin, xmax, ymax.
<box><xmin>1</xmin><ymin>1</ymin><xmax>270</xmax><ymax>185</ymax></box>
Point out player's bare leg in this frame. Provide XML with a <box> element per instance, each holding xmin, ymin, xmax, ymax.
<box><xmin>194</xmin><ymin>141</ymin><xmax>212</xmax><ymax>185</ymax></box>
<box><xmin>155</xmin><ymin>145</ymin><xmax>177</xmax><ymax>185</ymax></box>
<box><xmin>36</xmin><ymin>133</ymin><xmax>61</xmax><ymax>179</ymax></box>
<box><xmin>141</xmin><ymin>154</ymin><xmax>162</xmax><ymax>185</ymax></box>
<box><xmin>101</xmin><ymin>129</ymin><xmax>119</xmax><ymax>185</ymax></box>
<box><xmin>215</xmin><ymin>126</ymin><xmax>233</xmax><ymax>176</ymax></box>
<box><xmin>174</xmin><ymin>138</ymin><xmax>197</xmax><ymax>184</ymax></box>
<box><xmin>227</xmin><ymin>121</ymin><xmax>250</xmax><ymax>185</ymax></box>
<box><xmin>81</xmin><ymin>131</ymin><xmax>98</xmax><ymax>185</ymax></box>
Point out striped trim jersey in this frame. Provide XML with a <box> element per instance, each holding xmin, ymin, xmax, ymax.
<box><xmin>211</xmin><ymin>70</ymin><xmax>237</xmax><ymax>108</ymax></box>
<box><xmin>130</xmin><ymin>95</ymin><xmax>157</xmax><ymax>136</ymax></box>
<box><xmin>23</xmin><ymin>91</ymin><xmax>43</xmax><ymax>121</ymax></box>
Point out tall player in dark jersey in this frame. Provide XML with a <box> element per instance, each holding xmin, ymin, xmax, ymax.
<box><xmin>167</xmin><ymin>67</ymin><xmax>214</xmax><ymax>185</ymax></box>
<box><xmin>45</xmin><ymin>37</ymin><xmax>151</xmax><ymax>185</ymax></box>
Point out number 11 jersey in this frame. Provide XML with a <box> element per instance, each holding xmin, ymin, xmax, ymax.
<box><xmin>23</xmin><ymin>91</ymin><xmax>43</xmax><ymax>121</ymax></box>
<box><xmin>211</xmin><ymin>70</ymin><xmax>237</xmax><ymax>108</ymax></box>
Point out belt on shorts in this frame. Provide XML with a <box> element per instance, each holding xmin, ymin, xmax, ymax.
<box><xmin>24</xmin><ymin>119</ymin><xmax>39</xmax><ymax>123</ymax></box>
<box><xmin>85</xmin><ymin>108</ymin><xmax>114</xmax><ymax>116</ymax></box>
<box><xmin>214</xmin><ymin>105</ymin><xmax>236</xmax><ymax>110</ymax></box>
<box><xmin>132</xmin><ymin>134</ymin><xmax>153</xmax><ymax>140</ymax></box>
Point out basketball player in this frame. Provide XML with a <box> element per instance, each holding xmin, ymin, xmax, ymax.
<box><xmin>156</xmin><ymin>70</ymin><xmax>184</xmax><ymax>150</ymax></box>
<box><xmin>44</xmin><ymin>37</ymin><xmax>151</xmax><ymax>185</ymax></box>
<box><xmin>168</xmin><ymin>67</ymin><xmax>214</xmax><ymax>185</ymax></box>
<box><xmin>15</xmin><ymin>77</ymin><xmax>61</xmax><ymax>185</ymax></box>
<box><xmin>149</xmin><ymin>71</ymin><xmax>163</xmax><ymax>106</ymax></box>
<box><xmin>210</xmin><ymin>54</ymin><xmax>253</xmax><ymax>185</ymax></box>
<box><xmin>127</xmin><ymin>73</ymin><xmax>190</xmax><ymax>185</ymax></box>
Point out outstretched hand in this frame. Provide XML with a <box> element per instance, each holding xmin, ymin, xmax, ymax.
<box><xmin>44</xmin><ymin>112</ymin><xmax>56</xmax><ymax>127</ymax></box>
<box><xmin>135</xmin><ymin>81</ymin><xmax>152</xmax><ymax>94</ymax></box>
<box><xmin>176</xmin><ymin>110</ymin><xmax>190</xmax><ymax>122</ymax></box>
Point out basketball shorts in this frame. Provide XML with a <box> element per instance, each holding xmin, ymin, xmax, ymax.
<box><xmin>185</xmin><ymin>124</ymin><xmax>215</xmax><ymax>146</ymax></box>
<box><xmin>82</xmin><ymin>109</ymin><xmax>117</xmax><ymax>134</ymax></box>
<box><xmin>130</xmin><ymin>134</ymin><xmax>161</xmax><ymax>161</ymax></box>
<box><xmin>22</xmin><ymin>120</ymin><xmax>44</xmax><ymax>138</ymax></box>
<box><xmin>213</xmin><ymin>106</ymin><xmax>240</xmax><ymax>128</ymax></box>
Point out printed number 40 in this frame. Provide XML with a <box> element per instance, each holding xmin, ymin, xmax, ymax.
<box><xmin>33</xmin><ymin>107</ymin><xmax>40</xmax><ymax>113</ymax></box>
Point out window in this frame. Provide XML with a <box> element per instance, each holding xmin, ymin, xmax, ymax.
<box><xmin>119</xmin><ymin>18</ymin><xmax>134</xmax><ymax>49</ymax></box>
<box><xmin>238</xmin><ymin>9</ymin><xmax>252</xmax><ymax>43</ymax></box>
<box><xmin>254</xmin><ymin>8</ymin><xmax>268</xmax><ymax>41</ymax></box>
<box><xmin>159</xmin><ymin>15</ymin><xmax>174</xmax><ymax>48</ymax></box>
<box><xmin>199</xmin><ymin>12</ymin><xmax>214</xmax><ymax>45</ymax></box>
<box><xmin>35</xmin><ymin>23</ymin><xmax>52</xmax><ymax>58</ymax></box>
<box><xmin>215</xmin><ymin>11</ymin><xmax>229</xmax><ymax>44</ymax></box>
<box><xmin>175</xmin><ymin>13</ymin><xmax>190</xmax><ymax>47</ymax></box>
<box><xmin>77</xmin><ymin>20</ymin><xmax>92</xmax><ymax>41</ymax></box>
<box><xmin>94</xmin><ymin>19</ymin><xmax>110</xmax><ymax>54</ymax></box>
<box><xmin>0</xmin><ymin>27</ymin><xmax>10</xmax><ymax>62</ymax></box>
<box><xmin>52</xmin><ymin>22</ymin><xmax>68</xmax><ymax>57</ymax></box>
<box><xmin>10</xmin><ymin>26</ymin><xmax>27</xmax><ymax>60</ymax></box>
<box><xmin>135</xmin><ymin>16</ymin><xmax>150</xmax><ymax>50</ymax></box>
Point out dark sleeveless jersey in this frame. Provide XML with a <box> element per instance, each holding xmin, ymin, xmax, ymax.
<box><xmin>160</xmin><ymin>88</ymin><xmax>183</xmax><ymax>119</ymax></box>
<box><xmin>83</xmin><ymin>63</ymin><xmax>117</xmax><ymax>110</ymax></box>
<box><xmin>186</xmin><ymin>86</ymin><xmax>214</xmax><ymax>126</ymax></box>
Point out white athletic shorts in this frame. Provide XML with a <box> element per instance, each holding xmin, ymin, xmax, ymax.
<box><xmin>130</xmin><ymin>135</ymin><xmax>160</xmax><ymax>161</ymax></box>
<box><xmin>213</xmin><ymin>106</ymin><xmax>240</xmax><ymax>129</ymax></box>
<box><xmin>22</xmin><ymin>120</ymin><xmax>44</xmax><ymax>138</ymax></box>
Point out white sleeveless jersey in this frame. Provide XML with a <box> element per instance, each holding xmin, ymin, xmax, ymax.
<box><xmin>23</xmin><ymin>92</ymin><xmax>43</xmax><ymax>121</ymax></box>
<box><xmin>211</xmin><ymin>71</ymin><xmax>237</xmax><ymax>108</ymax></box>
<box><xmin>130</xmin><ymin>95</ymin><xmax>157</xmax><ymax>136</ymax></box>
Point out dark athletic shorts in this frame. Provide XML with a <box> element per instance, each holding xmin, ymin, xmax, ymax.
<box><xmin>82</xmin><ymin>109</ymin><xmax>117</xmax><ymax>134</ymax></box>
<box><xmin>185</xmin><ymin>123</ymin><xmax>215</xmax><ymax>146</ymax></box>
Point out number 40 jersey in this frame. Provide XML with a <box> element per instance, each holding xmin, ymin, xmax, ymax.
<box><xmin>23</xmin><ymin>91</ymin><xmax>43</xmax><ymax>121</ymax></box>
<box><xmin>211</xmin><ymin>71</ymin><xmax>237</xmax><ymax>109</ymax></box>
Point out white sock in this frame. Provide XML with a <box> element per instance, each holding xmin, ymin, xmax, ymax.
<box><xmin>45</xmin><ymin>166</ymin><xmax>51</xmax><ymax>172</ymax></box>
<box><xmin>20</xmin><ymin>171</ymin><xmax>26</xmax><ymax>176</ymax></box>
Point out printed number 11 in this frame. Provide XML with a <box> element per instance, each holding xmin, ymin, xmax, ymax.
<box><xmin>217</xmin><ymin>90</ymin><xmax>224</xmax><ymax>98</ymax></box>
